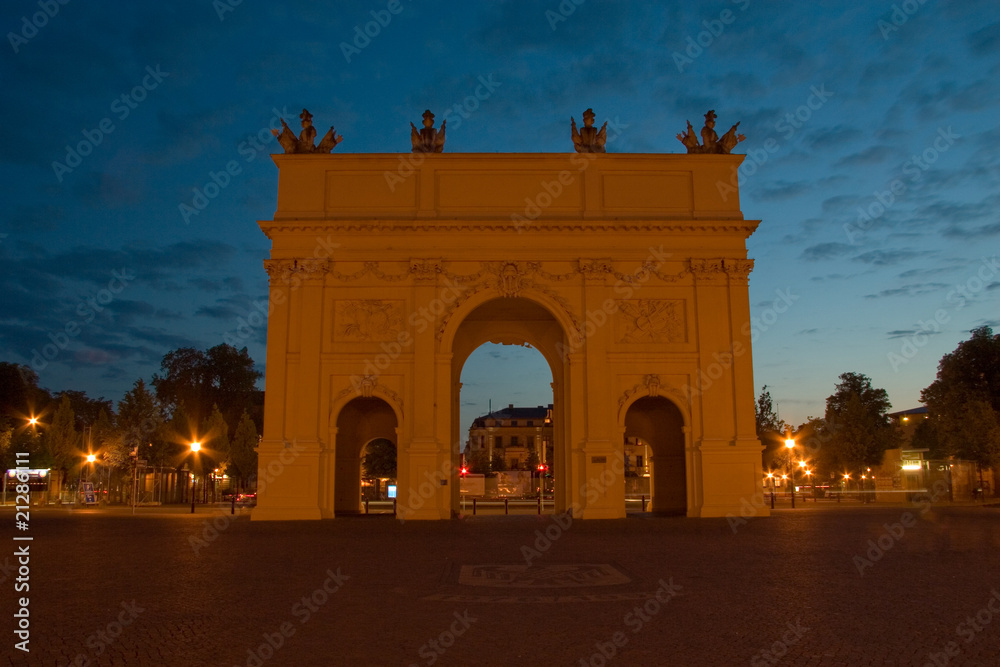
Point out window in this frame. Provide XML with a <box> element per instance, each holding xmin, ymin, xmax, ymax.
<box><xmin>527</xmin><ymin>420</ymin><xmax>534</xmax><ymax>426</ymax></box>
<box><xmin>510</xmin><ymin>458</ymin><xmax>519</xmax><ymax>469</ymax></box>
<box><xmin>527</xmin><ymin>436</ymin><xmax>534</xmax><ymax>447</ymax></box>
<box><xmin>511</xmin><ymin>420</ymin><xmax>518</xmax><ymax>426</ymax></box>
<box><xmin>636</xmin><ymin>455</ymin><xmax>643</xmax><ymax>469</ymax></box>
<box><xmin>495</xmin><ymin>437</ymin><xmax>502</xmax><ymax>448</ymax></box>
<box><xmin>511</xmin><ymin>436</ymin><xmax>519</xmax><ymax>447</ymax></box>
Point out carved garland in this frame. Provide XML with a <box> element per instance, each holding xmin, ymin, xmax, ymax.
<box><xmin>617</xmin><ymin>374</ymin><xmax>691</xmax><ymax>419</ymax></box>
<box><xmin>332</xmin><ymin>375</ymin><xmax>404</xmax><ymax>419</ymax></box>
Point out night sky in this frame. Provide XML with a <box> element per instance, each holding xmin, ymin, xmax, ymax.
<box><xmin>1</xmin><ymin>1</ymin><xmax>997</xmax><ymax>431</ymax></box>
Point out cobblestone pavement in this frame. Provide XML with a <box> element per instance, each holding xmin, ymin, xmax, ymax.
<box><xmin>3</xmin><ymin>504</ymin><xmax>999</xmax><ymax>666</ymax></box>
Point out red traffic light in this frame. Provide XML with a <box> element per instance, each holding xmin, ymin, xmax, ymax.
<box><xmin>460</xmin><ymin>466</ymin><xmax>468</xmax><ymax>476</ymax></box>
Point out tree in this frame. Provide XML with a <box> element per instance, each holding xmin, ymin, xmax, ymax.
<box><xmin>153</xmin><ymin>344</ymin><xmax>262</xmax><ymax>429</ymax></box>
<box><xmin>755</xmin><ymin>385</ymin><xmax>787</xmax><ymax>467</ymax></box>
<box><xmin>200</xmin><ymin>404</ymin><xmax>229</xmax><ymax>477</ymax></box>
<box><xmin>362</xmin><ymin>438</ymin><xmax>397</xmax><ymax>501</ymax></box>
<box><xmin>467</xmin><ymin>449</ymin><xmax>490</xmax><ymax>475</ymax></box>
<box><xmin>490</xmin><ymin>449</ymin><xmax>507</xmax><ymax>473</ymax></box>
<box><xmin>117</xmin><ymin>379</ymin><xmax>165</xmax><ymax>464</ymax></box>
<box><xmin>43</xmin><ymin>394</ymin><xmax>77</xmax><ymax>471</ymax></box>
<box><xmin>228</xmin><ymin>410</ymin><xmax>258</xmax><ymax>492</ymax></box>
<box><xmin>824</xmin><ymin>372</ymin><xmax>900</xmax><ymax>473</ymax></box>
<box><xmin>922</xmin><ymin>327</ymin><xmax>1000</xmax><ymax>482</ymax></box>
<box><xmin>362</xmin><ymin>439</ymin><xmax>397</xmax><ymax>479</ymax></box>
<box><xmin>55</xmin><ymin>390</ymin><xmax>113</xmax><ymax>431</ymax></box>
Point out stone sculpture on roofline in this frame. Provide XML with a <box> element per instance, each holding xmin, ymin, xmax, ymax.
<box><xmin>677</xmin><ymin>110</ymin><xmax>745</xmax><ymax>154</ymax></box>
<box><xmin>571</xmin><ymin>108</ymin><xmax>608</xmax><ymax>153</ymax></box>
<box><xmin>272</xmin><ymin>109</ymin><xmax>344</xmax><ymax>153</ymax></box>
<box><xmin>270</xmin><ymin>105</ymin><xmax>747</xmax><ymax>155</ymax></box>
<box><xmin>411</xmin><ymin>109</ymin><xmax>446</xmax><ymax>153</ymax></box>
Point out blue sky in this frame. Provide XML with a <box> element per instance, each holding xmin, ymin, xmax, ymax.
<box><xmin>1</xmin><ymin>1</ymin><xmax>997</xmax><ymax>429</ymax></box>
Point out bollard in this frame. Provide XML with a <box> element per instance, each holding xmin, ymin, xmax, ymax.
<box><xmin>504</xmin><ymin>497</ymin><xmax>509</xmax><ymax>515</ymax></box>
<box><xmin>770</xmin><ymin>492</ymin><xmax>775</xmax><ymax>510</ymax></box>
<box><xmin>538</xmin><ymin>495</ymin><xmax>542</xmax><ymax>514</ymax></box>
<box><xmin>231</xmin><ymin>495</ymin><xmax>236</xmax><ymax>515</ymax></box>
<box><xmin>473</xmin><ymin>497</ymin><xmax>477</xmax><ymax>515</ymax></box>
<box><xmin>365</xmin><ymin>499</ymin><xmax>369</xmax><ymax>514</ymax></box>
<box><xmin>392</xmin><ymin>497</ymin><xmax>397</xmax><ymax>517</ymax></box>
<box><xmin>641</xmin><ymin>495</ymin><xmax>647</xmax><ymax>512</ymax></box>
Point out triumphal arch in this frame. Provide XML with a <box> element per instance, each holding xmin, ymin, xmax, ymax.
<box><xmin>252</xmin><ymin>108</ymin><xmax>767</xmax><ymax>520</ymax></box>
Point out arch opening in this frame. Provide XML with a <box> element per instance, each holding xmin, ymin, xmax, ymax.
<box><xmin>623</xmin><ymin>396</ymin><xmax>686</xmax><ymax>515</ymax></box>
<box><xmin>450</xmin><ymin>297</ymin><xmax>569</xmax><ymax>515</ymax></box>
<box><xmin>334</xmin><ymin>397</ymin><xmax>397</xmax><ymax>515</ymax></box>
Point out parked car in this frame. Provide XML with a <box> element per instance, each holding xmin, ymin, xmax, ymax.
<box><xmin>237</xmin><ymin>492</ymin><xmax>257</xmax><ymax>506</ymax></box>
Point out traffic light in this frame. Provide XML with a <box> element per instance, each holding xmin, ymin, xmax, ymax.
<box><xmin>460</xmin><ymin>466</ymin><xmax>468</xmax><ymax>477</ymax></box>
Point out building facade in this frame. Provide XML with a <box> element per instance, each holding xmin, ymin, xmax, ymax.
<box><xmin>253</xmin><ymin>151</ymin><xmax>766</xmax><ymax>520</ymax></box>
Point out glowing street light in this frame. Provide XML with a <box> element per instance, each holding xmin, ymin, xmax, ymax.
<box><xmin>28</xmin><ymin>417</ymin><xmax>38</xmax><ymax>426</ymax></box>
<box><xmin>189</xmin><ymin>441</ymin><xmax>201</xmax><ymax>514</ymax></box>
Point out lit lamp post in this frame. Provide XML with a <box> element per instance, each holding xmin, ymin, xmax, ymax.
<box><xmin>784</xmin><ymin>438</ymin><xmax>796</xmax><ymax>508</ymax></box>
<box><xmin>189</xmin><ymin>441</ymin><xmax>201</xmax><ymax>514</ymax></box>
<box><xmin>766</xmin><ymin>472</ymin><xmax>776</xmax><ymax>508</ymax></box>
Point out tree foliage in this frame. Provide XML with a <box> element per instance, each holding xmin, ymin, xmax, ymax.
<box><xmin>152</xmin><ymin>344</ymin><xmax>261</xmax><ymax>429</ymax></box>
<box><xmin>362</xmin><ymin>438</ymin><xmax>397</xmax><ymax>479</ymax></box>
<box><xmin>117</xmin><ymin>379</ymin><xmax>165</xmax><ymax>464</ymax></box>
<box><xmin>824</xmin><ymin>372</ymin><xmax>900</xmax><ymax>471</ymax></box>
<box><xmin>43</xmin><ymin>394</ymin><xmax>77</xmax><ymax>470</ymax></box>
<box><xmin>228</xmin><ymin>410</ymin><xmax>258</xmax><ymax>490</ymax></box>
<box><xmin>755</xmin><ymin>385</ymin><xmax>787</xmax><ymax>466</ymax></box>
<box><xmin>921</xmin><ymin>327</ymin><xmax>1000</xmax><ymax>469</ymax></box>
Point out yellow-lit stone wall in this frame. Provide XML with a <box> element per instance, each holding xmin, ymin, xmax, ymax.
<box><xmin>253</xmin><ymin>152</ymin><xmax>767</xmax><ymax>520</ymax></box>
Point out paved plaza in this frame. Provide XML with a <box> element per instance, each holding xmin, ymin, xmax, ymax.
<box><xmin>3</xmin><ymin>504</ymin><xmax>999</xmax><ymax>666</ymax></box>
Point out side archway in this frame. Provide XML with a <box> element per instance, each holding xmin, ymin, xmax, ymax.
<box><xmin>623</xmin><ymin>395</ymin><xmax>687</xmax><ymax>515</ymax></box>
<box><xmin>333</xmin><ymin>397</ymin><xmax>398</xmax><ymax>515</ymax></box>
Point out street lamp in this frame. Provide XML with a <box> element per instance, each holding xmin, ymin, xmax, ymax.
<box><xmin>784</xmin><ymin>437</ymin><xmax>796</xmax><ymax>508</ymax></box>
<box><xmin>189</xmin><ymin>441</ymin><xmax>201</xmax><ymax>514</ymax></box>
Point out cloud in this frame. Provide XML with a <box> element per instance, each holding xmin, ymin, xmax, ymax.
<box><xmin>864</xmin><ymin>283</ymin><xmax>948</xmax><ymax>299</ymax></box>
<box><xmin>801</xmin><ymin>243</ymin><xmax>854</xmax><ymax>261</ymax></box>
<box><xmin>834</xmin><ymin>145</ymin><xmax>901</xmax><ymax>168</ymax></box>
<box><xmin>852</xmin><ymin>249</ymin><xmax>932</xmax><ymax>266</ymax></box>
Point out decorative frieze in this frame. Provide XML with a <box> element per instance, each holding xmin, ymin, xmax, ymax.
<box><xmin>334</xmin><ymin>300</ymin><xmax>404</xmax><ymax>342</ymax></box>
<box><xmin>614</xmin><ymin>300</ymin><xmax>685</xmax><ymax>344</ymax></box>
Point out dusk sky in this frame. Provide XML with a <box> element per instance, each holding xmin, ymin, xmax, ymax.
<box><xmin>1</xmin><ymin>1</ymin><xmax>997</xmax><ymax>430</ymax></box>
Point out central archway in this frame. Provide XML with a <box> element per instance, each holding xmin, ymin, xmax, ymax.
<box><xmin>448</xmin><ymin>296</ymin><xmax>570</xmax><ymax>514</ymax></box>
